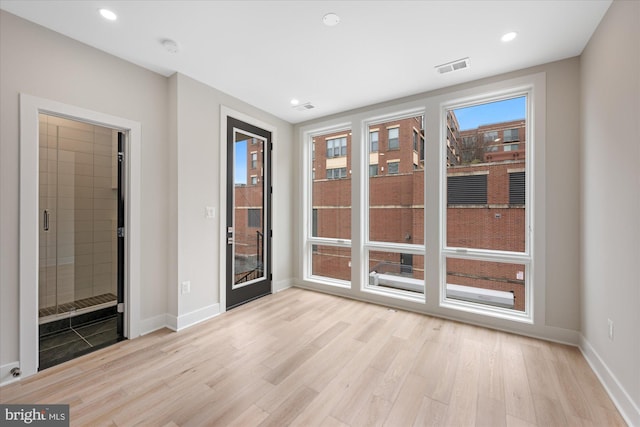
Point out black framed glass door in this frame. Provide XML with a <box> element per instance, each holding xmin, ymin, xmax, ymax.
<box><xmin>226</xmin><ymin>117</ymin><xmax>272</xmax><ymax>309</ymax></box>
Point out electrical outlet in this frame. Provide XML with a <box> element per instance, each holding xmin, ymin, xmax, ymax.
<box><xmin>608</xmin><ymin>318</ymin><xmax>614</xmax><ymax>340</ymax></box>
<box><xmin>181</xmin><ymin>281</ymin><xmax>191</xmax><ymax>295</ymax></box>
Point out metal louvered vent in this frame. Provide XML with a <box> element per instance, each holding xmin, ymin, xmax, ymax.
<box><xmin>448</xmin><ymin>174</ymin><xmax>487</xmax><ymax>205</ymax></box>
<box><xmin>436</xmin><ymin>57</ymin><xmax>470</xmax><ymax>74</ymax></box>
<box><xmin>509</xmin><ymin>171</ymin><xmax>526</xmax><ymax>205</ymax></box>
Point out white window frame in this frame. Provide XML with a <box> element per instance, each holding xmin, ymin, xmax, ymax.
<box><xmin>439</xmin><ymin>87</ymin><xmax>538</xmax><ymax>323</ymax></box>
<box><xmin>303</xmin><ymin>124</ymin><xmax>352</xmax><ymax>288</ymax></box>
<box><xmin>297</xmin><ymin>72</ymin><xmax>545</xmax><ymax>330</ymax></box>
<box><xmin>362</xmin><ymin>109</ymin><xmax>426</xmax><ymax>303</ymax></box>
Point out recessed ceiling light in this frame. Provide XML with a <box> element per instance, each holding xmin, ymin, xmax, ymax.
<box><xmin>501</xmin><ymin>32</ymin><xmax>518</xmax><ymax>42</ymax></box>
<box><xmin>99</xmin><ymin>8</ymin><xmax>117</xmax><ymax>21</ymax></box>
<box><xmin>322</xmin><ymin>13</ymin><xmax>340</xmax><ymax>27</ymax></box>
<box><xmin>290</xmin><ymin>99</ymin><xmax>300</xmax><ymax>106</ymax></box>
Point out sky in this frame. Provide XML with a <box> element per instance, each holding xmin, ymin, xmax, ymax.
<box><xmin>234</xmin><ymin>139</ymin><xmax>247</xmax><ymax>185</ymax></box>
<box><xmin>453</xmin><ymin>96</ymin><xmax>526</xmax><ymax>130</ymax></box>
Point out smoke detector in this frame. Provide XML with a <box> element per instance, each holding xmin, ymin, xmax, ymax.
<box><xmin>435</xmin><ymin>57</ymin><xmax>470</xmax><ymax>74</ymax></box>
<box><xmin>161</xmin><ymin>39</ymin><xmax>180</xmax><ymax>54</ymax></box>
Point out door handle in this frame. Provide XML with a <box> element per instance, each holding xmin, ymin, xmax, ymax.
<box><xmin>43</xmin><ymin>209</ymin><xmax>50</xmax><ymax>231</ymax></box>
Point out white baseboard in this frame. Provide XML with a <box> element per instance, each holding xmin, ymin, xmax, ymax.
<box><xmin>175</xmin><ymin>303</ymin><xmax>220</xmax><ymax>331</ymax></box>
<box><xmin>0</xmin><ymin>362</ymin><xmax>21</xmax><ymax>387</ymax></box>
<box><xmin>139</xmin><ymin>314</ymin><xmax>172</xmax><ymax>335</ymax></box>
<box><xmin>579</xmin><ymin>335</ymin><xmax>640</xmax><ymax>427</ymax></box>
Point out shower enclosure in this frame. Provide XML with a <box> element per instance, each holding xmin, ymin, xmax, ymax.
<box><xmin>38</xmin><ymin>113</ymin><xmax>123</xmax><ymax>369</ymax></box>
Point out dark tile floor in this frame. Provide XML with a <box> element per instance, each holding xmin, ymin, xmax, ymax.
<box><xmin>39</xmin><ymin>315</ymin><xmax>121</xmax><ymax>370</ymax></box>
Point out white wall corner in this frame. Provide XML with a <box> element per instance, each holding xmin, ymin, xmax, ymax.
<box><xmin>139</xmin><ymin>314</ymin><xmax>173</xmax><ymax>336</ymax></box>
<box><xmin>0</xmin><ymin>362</ymin><xmax>21</xmax><ymax>387</ymax></box>
<box><xmin>274</xmin><ymin>278</ymin><xmax>294</xmax><ymax>293</ymax></box>
<box><xmin>176</xmin><ymin>304</ymin><xmax>220</xmax><ymax>331</ymax></box>
<box><xmin>579</xmin><ymin>335</ymin><xmax>640</xmax><ymax>427</ymax></box>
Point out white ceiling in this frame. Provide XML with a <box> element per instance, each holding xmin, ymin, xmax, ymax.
<box><xmin>1</xmin><ymin>0</ymin><xmax>611</xmax><ymax>124</ymax></box>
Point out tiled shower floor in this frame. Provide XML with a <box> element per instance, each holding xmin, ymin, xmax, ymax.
<box><xmin>39</xmin><ymin>311</ymin><xmax>121</xmax><ymax>370</ymax></box>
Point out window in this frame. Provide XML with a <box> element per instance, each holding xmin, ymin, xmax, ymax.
<box><xmin>366</xmin><ymin>114</ymin><xmax>425</xmax><ymax>298</ymax></box>
<box><xmin>327</xmin><ymin>137</ymin><xmax>347</xmax><ymax>158</ymax></box>
<box><xmin>301</xmin><ymin>74</ymin><xmax>542</xmax><ymax>325</ymax></box>
<box><xmin>503</xmin><ymin>128</ymin><xmax>519</xmax><ymax>142</ymax></box>
<box><xmin>370</xmin><ymin>131</ymin><xmax>379</xmax><ymax>152</ymax></box>
<box><xmin>250</xmin><ymin>175</ymin><xmax>258</xmax><ymax>185</ymax></box>
<box><xmin>251</xmin><ymin>152</ymin><xmax>257</xmax><ymax>169</ymax></box>
<box><xmin>327</xmin><ymin>167</ymin><xmax>347</xmax><ymax>179</ymax></box>
<box><xmin>483</xmin><ymin>131</ymin><xmax>498</xmax><ymax>143</ymax></box>
<box><xmin>509</xmin><ymin>171</ymin><xmax>525</xmax><ymax>205</ymax></box>
<box><xmin>444</xmin><ymin>95</ymin><xmax>529</xmax><ymax>315</ymax></box>
<box><xmin>388</xmin><ymin>127</ymin><xmax>399</xmax><ymax>150</ymax></box>
<box><xmin>248</xmin><ymin>208</ymin><xmax>260</xmax><ymax>228</ymax></box>
<box><xmin>447</xmin><ymin>174</ymin><xmax>487</xmax><ymax>205</ymax></box>
<box><xmin>387</xmin><ymin>162</ymin><xmax>399</xmax><ymax>175</ymax></box>
<box><xmin>307</xmin><ymin>128</ymin><xmax>352</xmax><ymax>286</ymax></box>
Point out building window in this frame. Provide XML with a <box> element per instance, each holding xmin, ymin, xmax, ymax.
<box><xmin>251</xmin><ymin>152</ymin><xmax>257</xmax><ymax>169</ymax></box>
<box><xmin>250</xmin><ymin>175</ymin><xmax>258</xmax><ymax>185</ymax></box>
<box><xmin>509</xmin><ymin>171</ymin><xmax>525</xmax><ymax>205</ymax></box>
<box><xmin>447</xmin><ymin>174</ymin><xmax>488</xmax><ymax>205</ymax></box>
<box><xmin>504</xmin><ymin>143</ymin><xmax>519</xmax><ymax>152</ymax></box>
<box><xmin>483</xmin><ymin>131</ymin><xmax>498</xmax><ymax>143</ymax></box>
<box><xmin>370</xmin><ymin>131</ymin><xmax>379</xmax><ymax>152</ymax></box>
<box><xmin>327</xmin><ymin>167</ymin><xmax>347</xmax><ymax>180</ymax></box>
<box><xmin>444</xmin><ymin>95</ymin><xmax>529</xmax><ymax>316</ymax></box>
<box><xmin>327</xmin><ymin>137</ymin><xmax>347</xmax><ymax>158</ymax></box>
<box><xmin>248</xmin><ymin>208</ymin><xmax>260</xmax><ymax>228</ymax></box>
<box><xmin>388</xmin><ymin>128</ymin><xmax>399</xmax><ymax>150</ymax></box>
<box><xmin>503</xmin><ymin>128</ymin><xmax>519</xmax><ymax>142</ymax></box>
<box><xmin>387</xmin><ymin>162</ymin><xmax>399</xmax><ymax>175</ymax></box>
<box><xmin>369</xmin><ymin>164</ymin><xmax>378</xmax><ymax>177</ymax></box>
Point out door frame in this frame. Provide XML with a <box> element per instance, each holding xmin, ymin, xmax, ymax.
<box><xmin>219</xmin><ymin>106</ymin><xmax>277</xmax><ymax>313</ymax></box>
<box><xmin>19</xmin><ymin>94</ymin><xmax>141</xmax><ymax>378</ymax></box>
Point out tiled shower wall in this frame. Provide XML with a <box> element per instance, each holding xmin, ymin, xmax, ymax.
<box><xmin>38</xmin><ymin>114</ymin><xmax>117</xmax><ymax>311</ymax></box>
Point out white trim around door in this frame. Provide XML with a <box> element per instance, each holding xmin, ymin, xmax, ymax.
<box><xmin>19</xmin><ymin>94</ymin><xmax>141</xmax><ymax>378</ymax></box>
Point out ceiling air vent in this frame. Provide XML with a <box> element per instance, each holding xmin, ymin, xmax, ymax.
<box><xmin>435</xmin><ymin>57</ymin><xmax>470</xmax><ymax>75</ymax></box>
<box><xmin>293</xmin><ymin>102</ymin><xmax>315</xmax><ymax>112</ymax></box>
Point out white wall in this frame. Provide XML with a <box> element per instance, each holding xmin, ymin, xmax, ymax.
<box><xmin>168</xmin><ymin>73</ymin><xmax>294</xmax><ymax>328</ymax></box>
<box><xmin>0</xmin><ymin>11</ymin><xmax>295</xmax><ymax>377</ymax></box>
<box><xmin>0</xmin><ymin>10</ymin><xmax>169</xmax><ymax>369</ymax></box>
<box><xmin>580</xmin><ymin>0</ymin><xmax>640</xmax><ymax>424</ymax></box>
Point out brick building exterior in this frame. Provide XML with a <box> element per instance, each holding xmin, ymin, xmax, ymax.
<box><xmin>307</xmin><ymin>112</ymin><xmax>527</xmax><ymax>311</ymax></box>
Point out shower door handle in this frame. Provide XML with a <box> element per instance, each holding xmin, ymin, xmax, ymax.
<box><xmin>43</xmin><ymin>209</ymin><xmax>50</xmax><ymax>231</ymax></box>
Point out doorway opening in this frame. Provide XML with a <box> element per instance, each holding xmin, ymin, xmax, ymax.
<box><xmin>37</xmin><ymin>113</ymin><xmax>125</xmax><ymax>369</ymax></box>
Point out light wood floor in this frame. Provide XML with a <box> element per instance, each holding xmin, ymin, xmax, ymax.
<box><xmin>0</xmin><ymin>288</ymin><xmax>625</xmax><ymax>426</ymax></box>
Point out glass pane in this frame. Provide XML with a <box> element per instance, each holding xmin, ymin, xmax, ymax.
<box><xmin>311</xmin><ymin>130</ymin><xmax>351</xmax><ymax>240</ymax></box>
<box><xmin>369</xmin><ymin>115</ymin><xmax>424</xmax><ymax>245</ymax></box>
<box><xmin>446</xmin><ymin>258</ymin><xmax>525</xmax><ymax>311</ymax></box>
<box><xmin>446</xmin><ymin>97</ymin><xmax>526</xmax><ymax>252</ymax></box>
<box><xmin>312</xmin><ymin>245</ymin><xmax>351</xmax><ymax>282</ymax></box>
<box><xmin>234</xmin><ymin>133</ymin><xmax>266</xmax><ymax>286</ymax></box>
<box><xmin>368</xmin><ymin>250</ymin><xmax>424</xmax><ymax>295</ymax></box>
